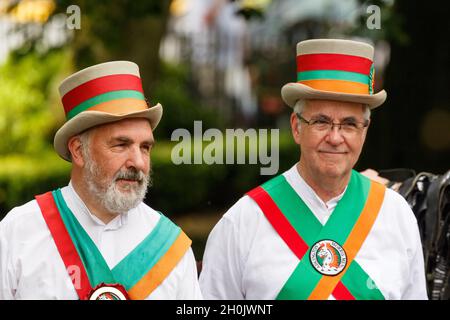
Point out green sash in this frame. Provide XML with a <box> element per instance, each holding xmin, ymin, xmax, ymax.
<box><xmin>36</xmin><ymin>189</ymin><xmax>191</xmax><ymax>299</ymax></box>
<box><xmin>247</xmin><ymin>170</ymin><xmax>385</xmax><ymax>300</ymax></box>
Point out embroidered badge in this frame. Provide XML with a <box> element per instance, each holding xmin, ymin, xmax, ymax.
<box><xmin>309</xmin><ymin>240</ymin><xmax>347</xmax><ymax>276</ymax></box>
<box><xmin>88</xmin><ymin>283</ymin><xmax>129</xmax><ymax>300</ymax></box>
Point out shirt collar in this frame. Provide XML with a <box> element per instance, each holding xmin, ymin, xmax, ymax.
<box><xmin>65</xmin><ymin>181</ymin><xmax>129</xmax><ymax>230</ymax></box>
<box><xmin>284</xmin><ymin>164</ymin><xmax>347</xmax><ymax>223</ymax></box>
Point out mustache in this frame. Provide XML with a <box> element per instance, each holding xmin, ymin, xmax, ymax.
<box><xmin>114</xmin><ymin>168</ymin><xmax>147</xmax><ymax>183</ymax></box>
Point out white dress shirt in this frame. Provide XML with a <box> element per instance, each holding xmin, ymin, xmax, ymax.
<box><xmin>0</xmin><ymin>182</ymin><xmax>203</xmax><ymax>300</ymax></box>
<box><xmin>199</xmin><ymin>164</ymin><xmax>428</xmax><ymax>300</ymax></box>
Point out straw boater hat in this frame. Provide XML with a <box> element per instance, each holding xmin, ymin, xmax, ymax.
<box><xmin>281</xmin><ymin>39</ymin><xmax>387</xmax><ymax>109</ymax></box>
<box><xmin>54</xmin><ymin>61</ymin><xmax>162</xmax><ymax>161</ymax></box>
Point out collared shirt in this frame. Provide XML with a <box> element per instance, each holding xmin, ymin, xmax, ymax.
<box><xmin>0</xmin><ymin>182</ymin><xmax>202</xmax><ymax>300</ymax></box>
<box><xmin>199</xmin><ymin>164</ymin><xmax>428</xmax><ymax>300</ymax></box>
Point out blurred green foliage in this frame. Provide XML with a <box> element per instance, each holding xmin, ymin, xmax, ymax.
<box><xmin>0</xmin><ymin>48</ymin><xmax>71</xmax><ymax>217</ymax></box>
<box><xmin>0</xmin><ymin>49</ymin><xmax>70</xmax><ymax>155</ymax></box>
<box><xmin>150</xmin><ymin>62</ymin><xmax>226</xmax><ymax>140</ymax></box>
<box><xmin>0</xmin><ymin>151</ymin><xmax>71</xmax><ymax>215</ymax></box>
<box><xmin>150</xmin><ymin>129</ymin><xmax>299</xmax><ymax>215</ymax></box>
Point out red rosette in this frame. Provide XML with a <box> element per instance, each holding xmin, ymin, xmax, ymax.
<box><xmin>85</xmin><ymin>283</ymin><xmax>130</xmax><ymax>300</ymax></box>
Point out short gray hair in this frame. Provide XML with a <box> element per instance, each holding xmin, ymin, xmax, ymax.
<box><xmin>293</xmin><ymin>99</ymin><xmax>307</xmax><ymax>115</ymax></box>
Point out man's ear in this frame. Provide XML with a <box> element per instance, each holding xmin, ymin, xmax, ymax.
<box><xmin>290</xmin><ymin>112</ymin><xmax>301</xmax><ymax>145</ymax></box>
<box><xmin>67</xmin><ymin>135</ymin><xmax>85</xmax><ymax>167</ymax></box>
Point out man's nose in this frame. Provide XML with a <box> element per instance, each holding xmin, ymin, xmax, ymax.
<box><xmin>325</xmin><ymin>126</ymin><xmax>345</xmax><ymax>145</ymax></box>
<box><xmin>125</xmin><ymin>146</ymin><xmax>147</xmax><ymax>171</ymax></box>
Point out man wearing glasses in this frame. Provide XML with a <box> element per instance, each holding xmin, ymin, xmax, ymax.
<box><xmin>199</xmin><ymin>39</ymin><xmax>428</xmax><ymax>300</ymax></box>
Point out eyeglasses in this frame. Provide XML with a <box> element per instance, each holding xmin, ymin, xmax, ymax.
<box><xmin>296</xmin><ymin>113</ymin><xmax>369</xmax><ymax>136</ymax></box>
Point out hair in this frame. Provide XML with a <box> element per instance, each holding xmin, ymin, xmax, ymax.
<box><xmin>78</xmin><ymin>129</ymin><xmax>93</xmax><ymax>159</ymax></box>
<box><xmin>293</xmin><ymin>99</ymin><xmax>307</xmax><ymax>115</ymax></box>
<box><xmin>293</xmin><ymin>99</ymin><xmax>371</xmax><ymax>129</ymax></box>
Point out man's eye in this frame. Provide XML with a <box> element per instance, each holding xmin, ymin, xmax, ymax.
<box><xmin>343</xmin><ymin>122</ymin><xmax>357</xmax><ymax>128</ymax></box>
<box><xmin>312</xmin><ymin>119</ymin><xmax>330</xmax><ymax>125</ymax></box>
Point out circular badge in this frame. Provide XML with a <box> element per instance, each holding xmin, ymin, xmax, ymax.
<box><xmin>88</xmin><ymin>283</ymin><xmax>129</xmax><ymax>300</ymax></box>
<box><xmin>309</xmin><ymin>240</ymin><xmax>347</xmax><ymax>276</ymax></box>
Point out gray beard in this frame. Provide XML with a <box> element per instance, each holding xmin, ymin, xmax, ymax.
<box><xmin>84</xmin><ymin>158</ymin><xmax>151</xmax><ymax>215</ymax></box>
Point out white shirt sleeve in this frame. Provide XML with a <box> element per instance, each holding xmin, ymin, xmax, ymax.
<box><xmin>0</xmin><ymin>216</ymin><xmax>16</xmax><ymax>299</ymax></box>
<box><xmin>199</xmin><ymin>200</ymin><xmax>248</xmax><ymax>300</ymax></box>
<box><xmin>381</xmin><ymin>189</ymin><xmax>429</xmax><ymax>300</ymax></box>
<box><xmin>401</xmin><ymin>218</ymin><xmax>429</xmax><ymax>300</ymax></box>
<box><xmin>175</xmin><ymin>248</ymin><xmax>203</xmax><ymax>300</ymax></box>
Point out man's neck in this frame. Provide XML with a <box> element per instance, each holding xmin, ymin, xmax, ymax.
<box><xmin>70</xmin><ymin>175</ymin><xmax>118</xmax><ymax>224</ymax></box>
<box><xmin>296</xmin><ymin>162</ymin><xmax>351</xmax><ymax>203</ymax></box>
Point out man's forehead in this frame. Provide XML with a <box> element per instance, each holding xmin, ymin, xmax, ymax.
<box><xmin>91</xmin><ymin>118</ymin><xmax>154</xmax><ymax>140</ymax></box>
<box><xmin>305</xmin><ymin>100</ymin><xmax>365</xmax><ymax>116</ymax></box>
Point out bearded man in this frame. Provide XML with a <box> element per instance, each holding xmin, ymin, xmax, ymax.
<box><xmin>0</xmin><ymin>61</ymin><xmax>202</xmax><ymax>300</ymax></box>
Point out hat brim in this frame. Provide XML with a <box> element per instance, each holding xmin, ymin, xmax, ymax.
<box><xmin>281</xmin><ymin>82</ymin><xmax>387</xmax><ymax>109</ymax></box>
<box><xmin>54</xmin><ymin>103</ymin><xmax>163</xmax><ymax>162</ymax></box>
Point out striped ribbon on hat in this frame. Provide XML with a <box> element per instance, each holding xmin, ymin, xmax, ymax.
<box><xmin>59</xmin><ymin>63</ymin><xmax>148</xmax><ymax>120</ymax></box>
<box><xmin>296</xmin><ymin>52</ymin><xmax>375</xmax><ymax>95</ymax></box>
